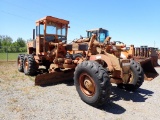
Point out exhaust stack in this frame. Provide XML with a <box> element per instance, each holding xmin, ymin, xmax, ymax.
<box><xmin>33</xmin><ymin>29</ymin><xmax>35</xmax><ymax>40</ymax></box>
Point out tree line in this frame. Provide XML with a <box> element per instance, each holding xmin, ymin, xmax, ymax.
<box><xmin>0</xmin><ymin>35</ymin><xmax>27</xmax><ymax>53</ymax></box>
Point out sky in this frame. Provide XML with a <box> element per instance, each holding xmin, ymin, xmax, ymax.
<box><xmin>0</xmin><ymin>0</ymin><xmax>160</xmax><ymax>48</ymax></box>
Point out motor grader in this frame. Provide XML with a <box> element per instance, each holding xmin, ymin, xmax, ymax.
<box><xmin>77</xmin><ymin>28</ymin><xmax>158</xmax><ymax>81</ymax></box>
<box><xmin>17</xmin><ymin>17</ymin><xmax>144</xmax><ymax>107</ymax></box>
<box><xmin>72</xmin><ymin>28</ymin><xmax>144</xmax><ymax>91</ymax></box>
<box><xmin>17</xmin><ymin>16</ymin><xmax>112</xmax><ymax>107</ymax></box>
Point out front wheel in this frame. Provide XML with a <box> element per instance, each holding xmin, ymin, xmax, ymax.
<box><xmin>23</xmin><ymin>54</ymin><xmax>38</xmax><ymax>76</ymax></box>
<box><xmin>117</xmin><ymin>60</ymin><xmax>144</xmax><ymax>91</ymax></box>
<box><xmin>17</xmin><ymin>54</ymin><xmax>25</xmax><ymax>72</ymax></box>
<box><xmin>74</xmin><ymin>61</ymin><xmax>111</xmax><ymax>107</ymax></box>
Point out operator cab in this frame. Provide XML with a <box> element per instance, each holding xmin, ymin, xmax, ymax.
<box><xmin>36</xmin><ymin>16</ymin><xmax>69</xmax><ymax>43</ymax></box>
<box><xmin>34</xmin><ymin>16</ymin><xmax>69</xmax><ymax>54</ymax></box>
<box><xmin>86</xmin><ymin>28</ymin><xmax>109</xmax><ymax>43</ymax></box>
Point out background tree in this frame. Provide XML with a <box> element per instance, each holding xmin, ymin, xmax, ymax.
<box><xmin>0</xmin><ymin>36</ymin><xmax>2</xmax><ymax>49</ymax></box>
<box><xmin>16</xmin><ymin>37</ymin><xmax>26</xmax><ymax>47</ymax></box>
<box><xmin>1</xmin><ymin>35</ymin><xmax>13</xmax><ymax>46</ymax></box>
<box><xmin>0</xmin><ymin>35</ymin><xmax>27</xmax><ymax>53</ymax></box>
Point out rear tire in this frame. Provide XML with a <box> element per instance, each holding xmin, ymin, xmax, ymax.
<box><xmin>23</xmin><ymin>54</ymin><xmax>38</xmax><ymax>76</ymax></box>
<box><xmin>74</xmin><ymin>61</ymin><xmax>111</xmax><ymax>107</ymax></box>
<box><xmin>17</xmin><ymin>54</ymin><xmax>25</xmax><ymax>72</ymax></box>
<box><xmin>117</xmin><ymin>60</ymin><xmax>144</xmax><ymax>91</ymax></box>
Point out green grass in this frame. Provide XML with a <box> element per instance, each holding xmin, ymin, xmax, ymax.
<box><xmin>0</xmin><ymin>53</ymin><xmax>26</xmax><ymax>61</ymax></box>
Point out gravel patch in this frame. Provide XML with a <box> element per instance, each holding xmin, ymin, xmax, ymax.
<box><xmin>0</xmin><ymin>61</ymin><xmax>160</xmax><ymax>120</ymax></box>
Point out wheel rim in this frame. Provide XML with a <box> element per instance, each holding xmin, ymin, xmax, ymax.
<box><xmin>79</xmin><ymin>73</ymin><xmax>96</xmax><ymax>97</ymax></box>
<box><xmin>128</xmin><ymin>71</ymin><xmax>136</xmax><ymax>85</ymax></box>
<box><xmin>24</xmin><ymin>59</ymin><xmax>28</xmax><ymax>71</ymax></box>
<box><xmin>18</xmin><ymin>58</ymin><xmax>21</xmax><ymax>68</ymax></box>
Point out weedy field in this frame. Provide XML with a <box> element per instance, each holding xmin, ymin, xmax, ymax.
<box><xmin>0</xmin><ymin>62</ymin><xmax>160</xmax><ymax>120</ymax></box>
<box><xmin>0</xmin><ymin>62</ymin><xmax>34</xmax><ymax>81</ymax></box>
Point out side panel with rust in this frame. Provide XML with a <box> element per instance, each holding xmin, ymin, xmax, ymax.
<box><xmin>89</xmin><ymin>54</ymin><xmax>121</xmax><ymax>72</ymax></box>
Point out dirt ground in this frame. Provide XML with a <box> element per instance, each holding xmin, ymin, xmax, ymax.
<box><xmin>0</xmin><ymin>61</ymin><xmax>160</xmax><ymax>120</ymax></box>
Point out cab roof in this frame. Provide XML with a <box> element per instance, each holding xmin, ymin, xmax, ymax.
<box><xmin>36</xmin><ymin>16</ymin><xmax>69</xmax><ymax>25</ymax></box>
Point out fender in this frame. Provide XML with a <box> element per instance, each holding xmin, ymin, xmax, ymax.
<box><xmin>89</xmin><ymin>54</ymin><xmax>114</xmax><ymax>71</ymax></box>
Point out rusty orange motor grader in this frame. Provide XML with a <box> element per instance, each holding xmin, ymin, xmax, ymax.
<box><xmin>17</xmin><ymin>16</ymin><xmax>112</xmax><ymax>107</ymax></box>
<box><xmin>78</xmin><ymin>28</ymin><xmax>158</xmax><ymax>81</ymax></box>
<box><xmin>71</xmin><ymin>28</ymin><xmax>144</xmax><ymax>91</ymax></box>
<box><xmin>17</xmin><ymin>17</ymin><xmax>143</xmax><ymax>107</ymax></box>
